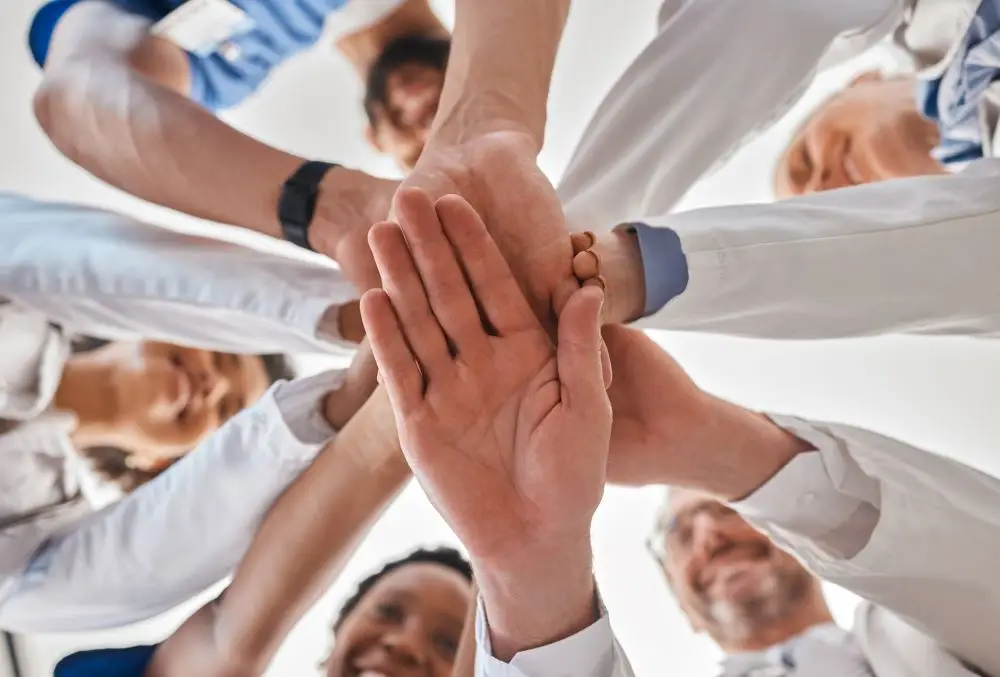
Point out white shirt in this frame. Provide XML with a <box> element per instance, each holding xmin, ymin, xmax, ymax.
<box><xmin>720</xmin><ymin>623</ymin><xmax>874</xmax><ymax>677</ymax></box>
<box><xmin>474</xmin><ymin>592</ymin><xmax>635</xmax><ymax>677</ymax></box>
<box><xmin>557</xmin><ymin>0</ymin><xmax>1000</xmax><ymax>341</ymax></box>
<box><xmin>473</xmin><ymin>414</ymin><xmax>1000</xmax><ymax>677</ymax></box>
<box><xmin>0</xmin><ymin>193</ymin><xmax>356</xmax><ymax>632</ymax></box>
<box><xmin>733</xmin><ymin>415</ymin><xmax>1000</xmax><ymax>677</ymax></box>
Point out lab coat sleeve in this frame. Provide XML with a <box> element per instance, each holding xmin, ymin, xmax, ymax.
<box><xmin>0</xmin><ymin>370</ymin><xmax>343</xmax><ymax>633</ymax></box>
<box><xmin>632</xmin><ymin>159</ymin><xmax>1000</xmax><ymax>338</ymax></box>
<box><xmin>733</xmin><ymin>415</ymin><xmax>1000</xmax><ymax>676</ymax></box>
<box><xmin>557</xmin><ymin>0</ymin><xmax>901</xmax><ymax>232</ymax></box>
<box><xmin>0</xmin><ymin>193</ymin><xmax>358</xmax><ymax>355</ymax></box>
<box><xmin>474</xmin><ymin>592</ymin><xmax>635</xmax><ymax>677</ymax></box>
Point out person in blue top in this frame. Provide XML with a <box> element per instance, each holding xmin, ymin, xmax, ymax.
<box><xmin>29</xmin><ymin>0</ymin><xmax>451</xmax><ymax>293</ymax></box>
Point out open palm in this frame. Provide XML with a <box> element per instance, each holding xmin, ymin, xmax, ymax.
<box><xmin>361</xmin><ymin>189</ymin><xmax>610</xmax><ymax>563</ymax></box>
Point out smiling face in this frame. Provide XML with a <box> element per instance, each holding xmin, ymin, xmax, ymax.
<box><xmin>325</xmin><ymin>562</ymin><xmax>473</xmax><ymax>677</ymax></box>
<box><xmin>363</xmin><ymin>34</ymin><xmax>450</xmax><ymax>171</ymax></box>
<box><xmin>653</xmin><ymin>489</ymin><xmax>821</xmax><ymax>647</ymax></box>
<box><xmin>775</xmin><ymin>71</ymin><xmax>945</xmax><ymax>198</ymax></box>
<box><xmin>105</xmin><ymin>342</ymin><xmax>271</xmax><ymax>465</ymax></box>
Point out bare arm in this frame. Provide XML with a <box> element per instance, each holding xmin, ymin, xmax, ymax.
<box><xmin>35</xmin><ymin>0</ymin><xmax>394</xmax><ymax>256</ymax></box>
<box><xmin>147</xmin><ymin>360</ymin><xmax>408</xmax><ymax>677</ymax></box>
<box><xmin>449</xmin><ymin>584</ymin><xmax>479</xmax><ymax>677</ymax></box>
<box><xmin>430</xmin><ymin>0</ymin><xmax>571</xmax><ymax>149</ymax></box>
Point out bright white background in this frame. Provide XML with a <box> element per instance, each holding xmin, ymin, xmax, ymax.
<box><xmin>2</xmin><ymin>0</ymin><xmax>999</xmax><ymax>675</ymax></box>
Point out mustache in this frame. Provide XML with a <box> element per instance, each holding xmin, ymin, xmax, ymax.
<box><xmin>692</xmin><ymin>539</ymin><xmax>772</xmax><ymax>594</ymax></box>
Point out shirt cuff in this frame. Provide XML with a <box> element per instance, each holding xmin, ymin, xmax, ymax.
<box><xmin>619</xmin><ymin>223</ymin><xmax>689</xmax><ymax>316</ymax></box>
<box><xmin>475</xmin><ymin>591</ymin><xmax>616</xmax><ymax>677</ymax></box>
<box><xmin>731</xmin><ymin>415</ymin><xmax>871</xmax><ymax>543</ymax></box>
<box><xmin>271</xmin><ymin>369</ymin><xmax>347</xmax><ymax>445</ymax></box>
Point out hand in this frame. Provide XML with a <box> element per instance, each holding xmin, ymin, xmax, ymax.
<box><xmin>361</xmin><ymin>188</ymin><xmax>611</xmax><ymax>560</ymax></box>
<box><xmin>599</xmin><ymin>325</ymin><xmax>710</xmax><ymax>486</ymax></box>
<box><xmin>397</xmin><ymin>131</ymin><xmax>579</xmax><ymax>333</ymax></box>
<box><xmin>309</xmin><ymin>168</ymin><xmax>399</xmax><ymax>292</ymax></box>
<box><xmin>601</xmin><ymin>325</ymin><xmax>810</xmax><ymax>498</ymax></box>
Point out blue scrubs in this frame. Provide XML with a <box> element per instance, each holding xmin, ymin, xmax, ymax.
<box><xmin>917</xmin><ymin>0</ymin><xmax>1000</xmax><ymax>165</ymax></box>
<box><xmin>54</xmin><ymin>645</ymin><xmax>159</xmax><ymax>677</ymax></box>
<box><xmin>29</xmin><ymin>0</ymin><xmax>349</xmax><ymax>111</ymax></box>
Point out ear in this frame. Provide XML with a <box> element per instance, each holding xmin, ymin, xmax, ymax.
<box><xmin>364</xmin><ymin>124</ymin><xmax>384</xmax><ymax>153</ymax></box>
<box><xmin>848</xmin><ymin>70</ymin><xmax>884</xmax><ymax>88</ymax></box>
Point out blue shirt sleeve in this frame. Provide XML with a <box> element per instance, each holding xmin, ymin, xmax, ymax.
<box><xmin>54</xmin><ymin>645</ymin><xmax>159</xmax><ymax>677</ymax></box>
<box><xmin>623</xmin><ymin>222</ymin><xmax>690</xmax><ymax>316</ymax></box>
<box><xmin>28</xmin><ymin>0</ymin><xmax>172</xmax><ymax>67</ymax></box>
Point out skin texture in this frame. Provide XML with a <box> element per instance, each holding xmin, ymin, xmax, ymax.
<box><xmin>37</xmin><ymin>0</ymin><xmax>396</xmax><ymax>288</ymax></box>
<box><xmin>54</xmin><ymin>341</ymin><xmax>270</xmax><ymax>469</ymax></box>
<box><xmin>652</xmin><ymin>488</ymin><xmax>833</xmax><ymax>653</ymax></box>
<box><xmin>325</xmin><ymin>563</ymin><xmax>473</xmax><ymax>677</ymax></box>
<box><xmin>775</xmin><ymin>71</ymin><xmax>946</xmax><ymax>198</ymax></box>
<box><xmin>362</xmin><ymin>188</ymin><xmax>609</xmax><ymax>661</ymax></box>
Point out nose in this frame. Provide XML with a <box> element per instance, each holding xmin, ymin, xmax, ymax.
<box><xmin>381</xmin><ymin>621</ymin><xmax>428</xmax><ymax>668</ymax></box>
<box><xmin>691</xmin><ymin>512</ymin><xmax>726</xmax><ymax>557</ymax></box>
<box><xmin>193</xmin><ymin>366</ymin><xmax>227</xmax><ymax>406</ymax></box>
<box><xmin>804</xmin><ymin>131</ymin><xmax>850</xmax><ymax>194</ymax></box>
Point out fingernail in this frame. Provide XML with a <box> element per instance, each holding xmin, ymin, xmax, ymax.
<box><xmin>584</xmin><ymin>275</ymin><xmax>607</xmax><ymax>291</ymax></box>
<box><xmin>581</xmin><ymin>231</ymin><xmax>596</xmax><ymax>248</ymax></box>
<box><xmin>580</xmin><ymin>249</ymin><xmax>601</xmax><ymax>272</ymax></box>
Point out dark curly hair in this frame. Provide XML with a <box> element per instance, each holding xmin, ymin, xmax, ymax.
<box><xmin>364</xmin><ymin>34</ymin><xmax>451</xmax><ymax>127</ymax></box>
<box><xmin>332</xmin><ymin>547</ymin><xmax>473</xmax><ymax>632</ymax></box>
<box><xmin>72</xmin><ymin>340</ymin><xmax>296</xmax><ymax>493</ymax></box>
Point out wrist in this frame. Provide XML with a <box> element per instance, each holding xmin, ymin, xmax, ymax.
<box><xmin>310</xmin><ymin>168</ymin><xmax>394</xmax><ymax>254</ymax></box>
<box><xmin>675</xmin><ymin>396</ymin><xmax>812</xmax><ymax>501</ymax></box>
<box><xmin>473</xmin><ymin>534</ymin><xmax>597</xmax><ymax>662</ymax></box>
<box><xmin>430</xmin><ymin>90</ymin><xmax>544</xmax><ymax>152</ymax></box>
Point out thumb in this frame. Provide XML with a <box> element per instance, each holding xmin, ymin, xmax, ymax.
<box><xmin>557</xmin><ymin>286</ymin><xmax>611</xmax><ymax>414</ymax></box>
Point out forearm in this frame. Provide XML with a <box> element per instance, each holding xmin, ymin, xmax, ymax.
<box><xmin>0</xmin><ymin>373</ymin><xmax>343</xmax><ymax>633</ymax></box>
<box><xmin>730</xmin><ymin>416</ymin><xmax>1000</xmax><ymax>677</ymax></box>
<box><xmin>36</xmin><ymin>61</ymin><xmax>303</xmax><ymax>238</ymax></box>
<box><xmin>0</xmin><ymin>194</ymin><xmax>360</xmax><ymax>352</ymax></box>
<box><xmin>213</xmin><ymin>388</ymin><xmax>407</xmax><ymax>671</ymax></box>
<box><xmin>473</xmin><ymin>536</ymin><xmax>596</xmax><ymax>662</ymax></box>
<box><xmin>596</xmin><ymin>163</ymin><xmax>1000</xmax><ymax>338</ymax></box>
<box><xmin>432</xmin><ymin>0</ymin><xmax>570</xmax><ymax>148</ymax></box>
<box><xmin>450</xmin><ymin>584</ymin><xmax>479</xmax><ymax>677</ymax></box>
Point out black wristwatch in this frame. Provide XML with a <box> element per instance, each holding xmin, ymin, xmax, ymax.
<box><xmin>278</xmin><ymin>160</ymin><xmax>340</xmax><ymax>251</ymax></box>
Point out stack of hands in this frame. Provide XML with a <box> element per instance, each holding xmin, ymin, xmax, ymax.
<box><xmin>350</xmin><ymin>131</ymin><xmax>807</xmax><ymax>657</ymax></box>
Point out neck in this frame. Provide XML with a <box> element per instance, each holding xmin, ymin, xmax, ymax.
<box><xmin>53</xmin><ymin>354</ymin><xmax>121</xmax><ymax>449</ymax></box>
<box><xmin>336</xmin><ymin>0</ymin><xmax>449</xmax><ymax>77</ymax></box>
<box><xmin>719</xmin><ymin>594</ymin><xmax>835</xmax><ymax>654</ymax></box>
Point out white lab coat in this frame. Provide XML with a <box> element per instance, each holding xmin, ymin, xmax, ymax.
<box><xmin>0</xmin><ymin>193</ymin><xmax>355</xmax><ymax>632</ymax></box>
<box><xmin>735</xmin><ymin>416</ymin><xmax>1000</xmax><ymax>677</ymax></box>
<box><xmin>557</xmin><ymin>0</ymin><xmax>1000</xmax><ymax>341</ymax></box>
<box><xmin>470</xmin><ymin>414</ymin><xmax>1000</xmax><ymax>677</ymax></box>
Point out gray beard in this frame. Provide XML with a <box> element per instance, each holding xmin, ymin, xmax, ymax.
<box><xmin>707</xmin><ymin>567</ymin><xmax>812</xmax><ymax>642</ymax></box>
